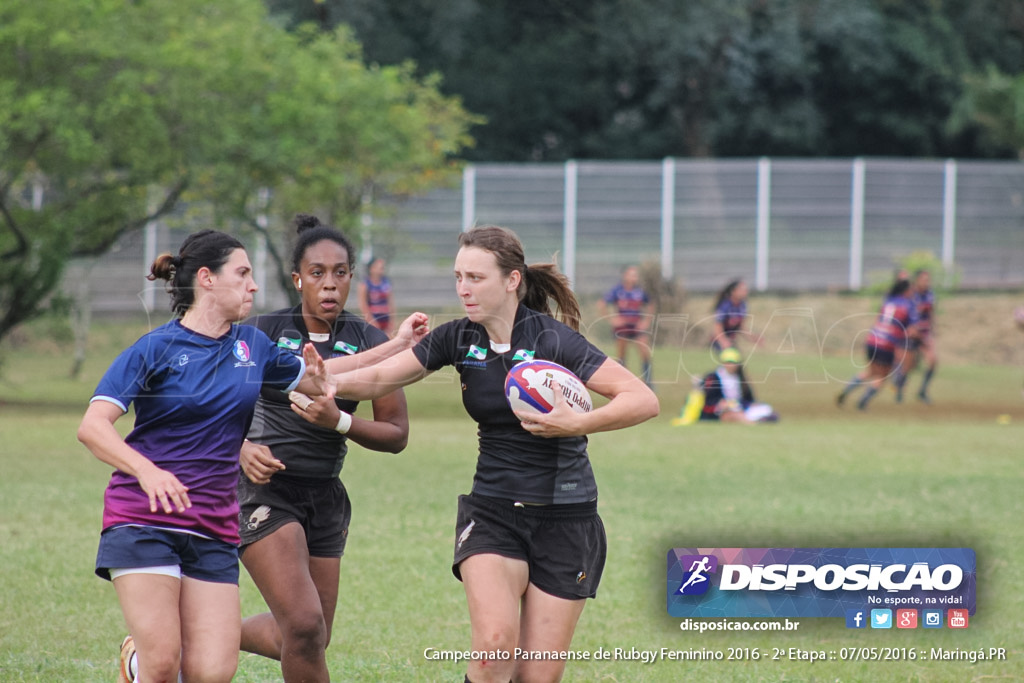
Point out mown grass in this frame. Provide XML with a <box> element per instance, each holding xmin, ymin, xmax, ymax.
<box><xmin>1</xmin><ymin>315</ymin><xmax>1022</xmax><ymax>681</ymax></box>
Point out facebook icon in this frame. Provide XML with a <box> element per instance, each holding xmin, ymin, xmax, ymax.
<box><xmin>845</xmin><ymin>609</ymin><xmax>867</xmax><ymax>629</ymax></box>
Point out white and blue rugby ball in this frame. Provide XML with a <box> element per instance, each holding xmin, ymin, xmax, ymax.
<box><xmin>504</xmin><ymin>360</ymin><xmax>593</xmax><ymax>415</ymax></box>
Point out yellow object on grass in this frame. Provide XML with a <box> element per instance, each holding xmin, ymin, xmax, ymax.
<box><xmin>671</xmin><ymin>389</ymin><xmax>705</xmax><ymax>426</ymax></box>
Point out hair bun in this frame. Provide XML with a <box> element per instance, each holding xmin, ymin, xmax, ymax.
<box><xmin>294</xmin><ymin>214</ymin><xmax>323</xmax><ymax>234</ymax></box>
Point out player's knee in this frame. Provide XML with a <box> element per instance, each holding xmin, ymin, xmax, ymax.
<box><xmin>140</xmin><ymin>649</ymin><xmax>182</xmax><ymax>683</ymax></box>
<box><xmin>281</xmin><ymin>611</ymin><xmax>328</xmax><ymax>653</ymax></box>
<box><xmin>472</xmin><ymin>622</ymin><xmax>517</xmax><ymax>654</ymax></box>
<box><xmin>179</xmin><ymin>652</ymin><xmax>237</xmax><ymax>683</ymax></box>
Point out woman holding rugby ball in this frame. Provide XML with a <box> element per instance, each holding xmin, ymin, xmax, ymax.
<box><xmin>301</xmin><ymin>225</ymin><xmax>659</xmax><ymax>683</ymax></box>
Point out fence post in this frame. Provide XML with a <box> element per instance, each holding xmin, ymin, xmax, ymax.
<box><xmin>563</xmin><ymin>160</ymin><xmax>578</xmax><ymax>286</ymax></box>
<box><xmin>942</xmin><ymin>159</ymin><xmax>958</xmax><ymax>287</ymax></box>
<box><xmin>755</xmin><ymin>157</ymin><xmax>771</xmax><ymax>291</ymax></box>
<box><xmin>849</xmin><ymin>158</ymin><xmax>866</xmax><ymax>290</ymax></box>
<box><xmin>254</xmin><ymin>187</ymin><xmax>270</xmax><ymax>310</ymax></box>
<box><xmin>661</xmin><ymin>157</ymin><xmax>675</xmax><ymax>280</ymax></box>
<box><xmin>142</xmin><ymin>188</ymin><xmax>160</xmax><ymax>312</ymax></box>
<box><xmin>462</xmin><ymin>164</ymin><xmax>476</xmax><ymax>232</ymax></box>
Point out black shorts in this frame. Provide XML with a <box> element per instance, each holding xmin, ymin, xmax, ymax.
<box><xmin>614</xmin><ymin>324</ymin><xmax>648</xmax><ymax>341</ymax></box>
<box><xmin>238</xmin><ymin>475</ymin><xmax>351</xmax><ymax>558</ymax></box>
<box><xmin>452</xmin><ymin>493</ymin><xmax>607</xmax><ymax>600</ymax></box>
<box><xmin>865</xmin><ymin>343</ymin><xmax>895</xmax><ymax>367</ymax></box>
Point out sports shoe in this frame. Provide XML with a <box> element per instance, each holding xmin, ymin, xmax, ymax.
<box><xmin>117</xmin><ymin>635</ymin><xmax>136</xmax><ymax>683</ymax></box>
<box><xmin>917</xmin><ymin>392</ymin><xmax>931</xmax><ymax>405</ymax></box>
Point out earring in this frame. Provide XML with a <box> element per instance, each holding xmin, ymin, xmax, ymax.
<box><xmin>297</xmin><ymin>278</ymin><xmax>302</xmax><ymax>290</ymax></box>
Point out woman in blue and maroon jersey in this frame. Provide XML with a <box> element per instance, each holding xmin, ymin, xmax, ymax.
<box><xmin>77</xmin><ymin>230</ymin><xmax>330</xmax><ymax>683</ymax></box>
<box><xmin>837</xmin><ymin>279</ymin><xmax>919</xmax><ymax>410</ymax></box>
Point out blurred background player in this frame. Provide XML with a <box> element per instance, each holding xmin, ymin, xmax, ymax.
<box><xmin>836</xmin><ymin>278</ymin><xmax>919</xmax><ymax>410</ymax></box>
<box><xmin>357</xmin><ymin>256</ymin><xmax>395</xmax><ymax>335</ymax></box>
<box><xmin>893</xmin><ymin>268</ymin><xmax>938</xmax><ymax>404</ymax></box>
<box><xmin>599</xmin><ymin>265</ymin><xmax>654</xmax><ymax>387</ymax></box>
<box><xmin>698</xmin><ymin>347</ymin><xmax>778</xmax><ymax>424</ymax></box>
<box><xmin>711</xmin><ymin>278</ymin><xmax>756</xmax><ymax>352</ymax></box>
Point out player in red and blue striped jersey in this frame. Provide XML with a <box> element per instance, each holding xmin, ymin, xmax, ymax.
<box><xmin>599</xmin><ymin>265</ymin><xmax>654</xmax><ymax>386</ymax></box>
<box><xmin>893</xmin><ymin>269</ymin><xmax>938</xmax><ymax>404</ymax></box>
<box><xmin>358</xmin><ymin>257</ymin><xmax>395</xmax><ymax>335</ymax></box>
<box><xmin>837</xmin><ymin>279</ymin><xmax>920</xmax><ymax>410</ymax></box>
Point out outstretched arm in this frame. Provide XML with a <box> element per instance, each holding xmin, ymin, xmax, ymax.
<box><xmin>322</xmin><ymin>311</ymin><xmax>429</xmax><ymax>374</ymax></box>
<box><xmin>304</xmin><ymin>344</ymin><xmax>430</xmax><ymax>402</ymax></box>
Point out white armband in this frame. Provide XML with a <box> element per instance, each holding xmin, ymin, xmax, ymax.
<box><xmin>334</xmin><ymin>411</ymin><xmax>353</xmax><ymax>435</ymax></box>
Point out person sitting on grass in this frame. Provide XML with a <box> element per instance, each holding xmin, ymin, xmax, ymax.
<box><xmin>698</xmin><ymin>348</ymin><xmax>778</xmax><ymax>424</ymax></box>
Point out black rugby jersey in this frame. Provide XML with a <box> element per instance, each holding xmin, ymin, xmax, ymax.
<box><xmin>412</xmin><ymin>305</ymin><xmax>607</xmax><ymax>504</ymax></box>
<box><xmin>243</xmin><ymin>305</ymin><xmax>389</xmax><ymax>481</ymax></box>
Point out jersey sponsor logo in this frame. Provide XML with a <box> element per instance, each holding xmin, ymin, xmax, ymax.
<box><xmin>466</xmin><ymin>345</ymin><xmax>487</xmax><ymax>360</ymax></box>
<box><xmin>512</xmin><ymin>348</ymin><xmax>535</xmax><ymax>361</ymax></box>
<box><xmin>277</xmin><ymin>336</ymin><xmax>301</xmax><ymax>350</ymax></box>
<box><xmin>334</xmin><ymin>341</ymin><xmax>358</xmax><ymax>355</ymax></box>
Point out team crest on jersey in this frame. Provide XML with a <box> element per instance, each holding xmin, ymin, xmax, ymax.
<box><xmin>466</xmin><ymin>345</ymin><xmax>487</xmax><ymax>360</ymax></box>
<box><xmin>512</xmin><ymin>349</ymin><xmax>535</xmax><ymax>361</ymax></box>
<box><xmin>233</xmin><ymin>340</ymin><xmax>255</xmax><ymax>367</ymax></box>
<box><xmin>334</xmin><ymin>341</ymin><xmax>358</xmax><ymax>355</ymax></box>
<box><xmin>277</xmin><ymin>336</ymin><xmax>301</xmax><ymax>350</ymax></box>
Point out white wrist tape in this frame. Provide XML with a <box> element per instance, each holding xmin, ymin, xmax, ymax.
<box><xmin>334</xmin><ymin>411</ymin><xmax>353</xmax><ymax>434</ymax></box>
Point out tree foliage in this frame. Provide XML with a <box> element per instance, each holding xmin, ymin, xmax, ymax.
<box><xmin>269</xmin><ymin>0</ymin><xmax>1024</xmax><ymax>161</ymax></box>
<box><xmin>0</xmin><ymin>0</ymin><xmax>475</xmax><ymax>344</ymax></box>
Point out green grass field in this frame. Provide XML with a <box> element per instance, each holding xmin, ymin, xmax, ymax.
<box><xmin>1</xmin><ymin>314</ymin><xmax>1022</xmax><ymax>681</ymax></box>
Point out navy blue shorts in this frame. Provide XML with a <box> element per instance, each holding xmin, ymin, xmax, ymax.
<box><xmin>866</xmin><ymin>343</ymin><xmax>895</xmax><ymax>367</ymax></box>
<box><xmin>238</xmin><ymin>475</ymin><xmax>351</xmax><ymax>558</ymax></box>
<box><xmin>452</xmin><ymin>494</ymin><xmax>607</xmax><ymax>600</ymax></box>
<box><xmin>96</xmin><ymin>525</ymin><xmax>239</xmax><ymax>584</ymax></box>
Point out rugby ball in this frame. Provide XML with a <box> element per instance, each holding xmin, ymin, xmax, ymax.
<box><xmin>505</xmin><ymin>360</ymin><xmax>593</xmax><ymax>415</ymax></box>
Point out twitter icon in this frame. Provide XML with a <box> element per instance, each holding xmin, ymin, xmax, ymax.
<box><xmin>870</xmin><ymin>609</ymin><xmax>892</xmax><ymax>629</ymax></box>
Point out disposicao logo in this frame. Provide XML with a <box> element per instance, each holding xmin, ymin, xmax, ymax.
<box><xmin>674</xmin><ymin>555</ymin><xmax>718</xmax><ymax>595</ymax></box>
<box><xmin>667</xmin><ymin>548</ymin><xmax>975</xmax><ymax>619</ymax></box>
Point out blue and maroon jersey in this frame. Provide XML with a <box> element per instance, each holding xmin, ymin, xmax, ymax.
<box><xmin>604</xmin><ymin>284</ymin><xmax>649</xmax><ymax>325</ymax></box>
<box><xmin>90</xmin><ymin>320</ymin><xmax>304</xmax><ymax>545</ymax></box>
<box><xmin>866</xmin><ymin>295</ymin><xmax>919</xmax><ymax>351</ymax></box>
<box><xmin>912</xmin><ymin>289</ymin><xmax>934</xmax><ymax>335</ymax></box>
<box><xmin>364</xmin><ymin>276</ymin><xmax>393</xmax><ymax>325</ymax></box>
<box><xmin>715</xmin><ymin>298</ymin><xmax>747</xmax><ymax>339</ymax></box>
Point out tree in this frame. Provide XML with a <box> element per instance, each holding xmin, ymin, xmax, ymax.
<box><xmin>268</xmin><ymin>0</ymin><xmax>1024</xmax><ymax>161</ymax></box>
<box><xmin>0</xmin><ymin>0</ymin><xmax>475</xmax><ymax>350</ymax></box>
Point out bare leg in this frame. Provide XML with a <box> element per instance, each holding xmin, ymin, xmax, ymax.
<box><xmin>460</xmin><ymin>554</ymin><xmax>529</xmax><ymax>683</ymax></box>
